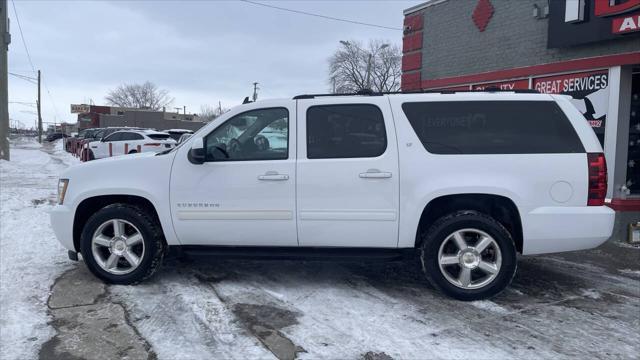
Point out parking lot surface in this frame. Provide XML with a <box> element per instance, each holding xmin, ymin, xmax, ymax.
<box><xmin>2</xmin><ymin>139</ymin><xmax>639</xmax><ymax>360</ymax></box>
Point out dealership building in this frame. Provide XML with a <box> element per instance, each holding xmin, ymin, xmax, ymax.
<box><xmin>402</xmin><ymin>0</ymin><xmax>640</xmax><ymax>221</ymax></box>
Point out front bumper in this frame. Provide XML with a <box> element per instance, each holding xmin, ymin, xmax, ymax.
<box><xmin>50</xmin><ymin>204</ymin><xmax>75</xmax><ymax>251</ymax></box>
<box><xmin>523</xmin><ymin>205</ymin><xmax>615</xmax><ymax>255</ymax></box>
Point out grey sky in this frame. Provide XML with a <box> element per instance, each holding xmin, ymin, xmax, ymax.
<box><xmin>8</xmin><ymin>0</ymin><xmax>419</xmax><ymax>127</ymax></box>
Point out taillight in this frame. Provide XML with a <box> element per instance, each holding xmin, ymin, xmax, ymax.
<box><xmin>144</xmin><ymin>143</ymin><xmax>161</xmax><ymax>147</ymax></box>
<box><xmin>587</xmin><ymin>153</ymin><xmax>607</xmax><ymax>206</ymax></box>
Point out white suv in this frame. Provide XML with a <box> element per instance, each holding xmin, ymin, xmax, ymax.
<box><xmin>50</xmin><ymin>92</ymin><xmax>614</xmax><ymax>300</ymax></box>
<box><xmin>88</xmin><ymin>129</ymin><xmax>176</xmax><ymax>159</ymax></box>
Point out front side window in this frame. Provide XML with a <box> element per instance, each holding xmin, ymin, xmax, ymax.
<box><xmin>204</xmin><ymin>108</ymin><xmax>289</xmax><ymax>161</ymax></box>
<box><xmin>306</xmin><ymin>104</ymin><xmax>387</xmax><ymax>159</ymax></box>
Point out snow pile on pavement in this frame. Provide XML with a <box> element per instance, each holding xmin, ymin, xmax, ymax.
<box><xmin>0</xmin><ymin>138</ymin><xmax>78</xmax><ymax>360</ymax></box>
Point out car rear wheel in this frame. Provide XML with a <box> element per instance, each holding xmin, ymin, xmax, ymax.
<box><xmin>80</xmin><ymin>204</ymin><xmax>165</xmax><ymax>284</ymax></box>
<box><xmin>420</xmin><ymin>210</ymin><xmax>517</xmax><ymax>301</ymax></box>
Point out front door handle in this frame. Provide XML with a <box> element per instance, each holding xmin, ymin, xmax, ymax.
<box><xmin>258</xmin><ymin>171</ymin><xmax>289</xmax><ymax>181</ymax></box>
<box><xmin>359</xmin><ymin>169</ymin><xmax>392</xmax><ymax>179</ymax></box>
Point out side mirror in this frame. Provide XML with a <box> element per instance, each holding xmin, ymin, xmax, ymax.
<box><xmin>188</xmin><ymin>137</ymin><xmax>205</xmax><ymax>164</ymax></box>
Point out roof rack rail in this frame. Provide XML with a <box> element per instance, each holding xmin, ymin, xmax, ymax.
<box><xmin>293</xmin><ymin>88</ymin><xmax>539</xmax><ymax>99</ymax></box>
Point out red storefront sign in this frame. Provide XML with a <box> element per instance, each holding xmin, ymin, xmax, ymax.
<box><xmin>472</xmin><ymin>79</ymin><xmax>529</xmax><ymax>91</ymax></box>
<box><xmin>612</xmin><ymin>12</ymin><xmax>640</xmax><ymax>34</ymax></box>
<box><xmin>594</xmin><ymin>0</ymin><xmax>640</xmax><ymax>17</ymax></box>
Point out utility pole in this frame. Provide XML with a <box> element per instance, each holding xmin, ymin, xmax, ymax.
<box><xmin>218</xmin><ymin>101</ymin><xmax>222</xmax><ymax>115</ymax></box>
<box><xmin>252</xmin><ymin>82</ymin><xmax>259</xmax><ymax>102</ymax></box>
<box><xmin>37</xmin><ymin>70</ymin><xmax>42</xmax><ymax>143</ymax></box>
<box><xmin>1</xmin><ymin>0</ymin><xmax>11</xmax><ymax>160</ymax></box>
<box><xmin>183</xmin><ymin>105</ymin><xmax>186</xmax><ymax>115</ymax></box>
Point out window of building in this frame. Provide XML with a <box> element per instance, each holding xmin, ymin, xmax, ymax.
<box><xmin>306</xmin><ymin>104</ymin><xmax>387</xmax><ymax>159</ymax></box>
<box><xmin>626</xmin><ymin>71</ymin><xmax>640</xmax><ymax>195</ymax></box>
<box><xmin>204</xmin><ymin>108</ymin><xmax>288</xmax><ymax>161</ymax></box>
<box><xmin>401</xmin><ymin>101</ymin><xmax>585</xmax><ymax>154</ymax></box>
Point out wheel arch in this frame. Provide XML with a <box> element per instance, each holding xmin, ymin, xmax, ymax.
<box><xmin>415</xmin><ymin>193</ymin><xmax>523</xmax><ymax>253</ymax></box>
<box><xmin>73</xmin><ymin>194</ymin><xmax>165</xmax><ymax>252</ymax></box>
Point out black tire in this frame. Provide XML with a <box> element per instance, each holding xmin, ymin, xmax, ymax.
<box><xmin>128</xmin><ymin>150</ymin><xmax>137</xmax><ymax>154</ymax></box>
<box><xmin>80</xmin><ymin>204</ymin><xmax>165</xmax><ymax>284</ymax></box>
<box><xmin>420</xmin><ymin>210</ymin><xmax>517</xmax><ymax>301</ymax></box>
<box><xmin>83</xmin><ymin>149</ymin><xmax>95</xmax><ymax>161</ymax></box>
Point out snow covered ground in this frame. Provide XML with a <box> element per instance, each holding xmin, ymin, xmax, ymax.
<box><xmin>1</xmin><ymin>138</ymin><xmax>639</xmax><ymax>360</ymax></box>
<box><xmin>0</xmin><ymin>138</ymin><xmax>79</xmax><ymax>360</ymax></box>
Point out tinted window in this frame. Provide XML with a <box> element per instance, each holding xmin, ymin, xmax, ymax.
<box><xmin>94</xmin><ymin>130</ymin><xmax>106</xmax><ymax>140</ymax></box>
<box><xmin>104</xmin><ymin>132</ymin><xmax>122</xmax><ymax>142</ymax></box>
<box><xmin>204</xmin><ymin>108</ymin><xmax>288</xmax><ymax>161</ymax></box>
<box><xmin>147</xmin><ymin>134</ymin><xmax>171</xmax><ymax>140</ymax></box>
<box><xmin>401</xmin><ymin>101</ymin><xmax>584</xmax><ymax>154</ymax></box>
<box><xmin>120</xmin><ymin>132</ymin><xmax>144</xmax><ymax>141</ymax></box>
<box><xmin>306</xmin><ymin>104</ymin><xmax>386</xmax><ymax>159</ymax></box>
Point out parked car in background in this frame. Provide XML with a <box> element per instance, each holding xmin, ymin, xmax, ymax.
<box><xmin>75</xmin><ymin>128</ymin><xmax>107</xmax><ymax>160</ymax></box>
<box><xmin>81</xmin><ymin>127</ymin><xmax>140</xmax><ymax>161</ymax></box>
<box><xmin>45</xmin><ymin>132</ymin><xmax>68</xmax><ymax>142</ymax></box>
<box><xmin>166</xmin><ymin>129</ymin><xmax>193</xmax><ymax>141</ymax></box>
<box><xmin>177</xmin><ymin>132</ymin><xmax>192</xmax><ymax>144</ymax></box>
<box><xmin>88</xmin><ymin>129</ymin><xmax>176</xmax><ymax>159</ymax></box>
<box><xmin>51</xmin><ymin>91</ymin><xmax>613</xmax><ymax>300</ymax></box>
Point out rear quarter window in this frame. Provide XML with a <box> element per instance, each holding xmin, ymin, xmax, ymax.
<box><xmin>401</xmin><ymin>101</ymin><xmax>585</xmax><ymax>154</ymax></box>
<box><xmin>147</xmin><ymin>134</ymin><xmax>171</xmax><ymax>140</ymax></box>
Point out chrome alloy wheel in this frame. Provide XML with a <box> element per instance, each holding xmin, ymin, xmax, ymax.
<box><xmin>91</xmin><ymin>219</ymin><xmax>145</xmax><ymax>275</ymax></box>
<box><xmin>437</xmin><ymin>228</ymin><xmax>502</xmax><ymax>289</ymax></box>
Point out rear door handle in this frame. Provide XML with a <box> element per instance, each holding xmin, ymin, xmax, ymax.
<box><xmin>359</xmin><ymin>169</ymin><xmax>392</xmax><ymax>179</ymax></box>
<box><xmin>258</xmin><ymin>171</ymin><xmax>289</xmax><ymax>181</ymax></box>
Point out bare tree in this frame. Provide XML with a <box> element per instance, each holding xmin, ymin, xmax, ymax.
<box><xmin>328</xmin><ymin>39</ymin><xmax>401</xmax><ymax>93</ymax></box>
<box><xmin>105</xmin><ymin>81</ymin><xmax>174</xmax><ymax>110</ymax></box>
<box><xmin>198</xmin><ymin>103</ymin><xmax>229</xmax><ymax>122</ymax></box>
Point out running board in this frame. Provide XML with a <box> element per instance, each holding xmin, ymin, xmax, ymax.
<box><xmin>175</xmin><ymin>246</ymin><xmax>417</xmax><ymax>262</ymax></box>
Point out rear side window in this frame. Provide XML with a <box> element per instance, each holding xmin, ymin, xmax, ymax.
<box><xmin>306</xmin><ymin>104</ymin><xmax>387</xmax><ymax>159</ymax></box>
<box><xmin>104</xmin><ymin>132</ymin><xmax>122</xmax><ymax>142</ymax></box>
<box><xmin>120</xmin><ymin>132</ymin><xmax>144</xmax><ymax>141</ymax></box>
<box><xmin>147</xmin><ymin>134</ymin><xmax>171</xmax><ymax>140</ymax></box>
<box><xmin>401</xmin><ymin>101</ymin><xmax>584</xmax><ymax>154</ymax></box>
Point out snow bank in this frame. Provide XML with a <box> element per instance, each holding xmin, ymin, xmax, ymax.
<box><xmin>0</xmin><ymin>139</ymin><xmax>78</xmax><ymax>360</ymax></box>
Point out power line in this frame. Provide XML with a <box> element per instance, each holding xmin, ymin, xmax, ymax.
<box><xmin>43</xmin><ymin>81</ymin><xmax>60</xmax><ymax>121</ymax></box>
<box><xmin>8</xmin><ymin>71</ymin><xmax>37</xmax><ymax>84</ymax></box>
<box><xmin>239</xmin><ymin>0</ymin><xmax>403</xmax><ymax>31</ymax></box>
<box><xmin>10</xmin><ymin>0</ymin><xmax>35</xmax><ymax>73</ymax></box>
<box><xmin>10</xmin><ymin>0</ymin><xmax>61</xmax><ymax>121</ymax></box>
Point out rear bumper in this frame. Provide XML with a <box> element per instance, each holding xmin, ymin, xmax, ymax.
<box><xmin>50</xmin><ymin>205</ymin><xmax>75</xmax><ymax>251</ymax></box>
<box><xmin>522</xmin><ymin>206</ymin><xmax>615</xmax><ymax>255</ymax></box>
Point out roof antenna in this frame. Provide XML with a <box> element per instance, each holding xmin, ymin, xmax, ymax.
<box><xmin>242</xmin><ymin>97</ymin><xmax>251</xmax><ymax>104</ymax></box>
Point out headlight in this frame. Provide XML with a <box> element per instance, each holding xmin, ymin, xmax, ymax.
<box><xmin>57</xmin><ymin>179</ymin><xmax>69</xmax><ymax>205</ymax></box>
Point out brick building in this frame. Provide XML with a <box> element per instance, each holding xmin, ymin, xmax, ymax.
<box><xmin>402</xmin><ymin>0</ymin><xmax>640</xmax><ymax>218</ymax></box>
<box><xmin>72</xmin><ymin>104</ymin><xmax>202</xmax><ymax>130</ymax></box>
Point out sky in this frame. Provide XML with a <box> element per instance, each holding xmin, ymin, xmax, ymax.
<box><xmin>7</xmin><ymin>0</ymin><xmax>420</xmax><ymax>128</ymax></box>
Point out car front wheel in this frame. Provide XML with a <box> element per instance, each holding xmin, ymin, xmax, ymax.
<box><xmin>420</xmin><ymin>210</ymin><xmax>517</xmax><ymax>301</ymax></box>
<box><xmin>80</xmin><ymin>204</ymin><xmax>165</xmax><ymax>284</ymax></box>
